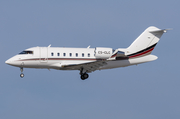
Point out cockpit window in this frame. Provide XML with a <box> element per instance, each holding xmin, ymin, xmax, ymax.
<box><xmin>19</xmin><ymin>51</ymin><xmax>33</xmax><ymax>54</ymax></box>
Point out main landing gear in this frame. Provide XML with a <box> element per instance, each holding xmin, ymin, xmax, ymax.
<box><xmin>80</xmin><ymin>68</ymin><xmax>89</xmax><ymax>80</ymax></box>
<box><xmin>20</xmin><ymin>67</ymin><xmax>24</xmax><ymax>78</ymax></box>
<box><xmin>81</xmin><ymin>73</ymin><xmax>89</xmax><ymax>80</ymax></box>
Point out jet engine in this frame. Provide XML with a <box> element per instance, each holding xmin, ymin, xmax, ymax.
<box><xmin>94</xmin><ymin>47</ymin><xmax>113</xmax><ymax>59</ymax></box>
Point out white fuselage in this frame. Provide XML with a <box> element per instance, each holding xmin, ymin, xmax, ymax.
<box><xmin>5</xmin><ymin>46</ymin><xmax>157</xmax><ymax>71</ymax></box>
<box><xmin>5</xmin><ymin>26</ymin><xmax>166</xmax><ymax>79</ymax></box>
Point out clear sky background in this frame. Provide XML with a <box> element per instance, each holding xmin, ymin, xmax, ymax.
<box><xmin>1</xmin><ymin>1</ymin><xmax>180</xmax><ymax>119</ymax></box>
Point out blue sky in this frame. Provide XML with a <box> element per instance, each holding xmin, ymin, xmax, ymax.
<box><xmin>1</xmin><ymin>1</ymin><xmax>180</xmax><ymax>119</ymax></box>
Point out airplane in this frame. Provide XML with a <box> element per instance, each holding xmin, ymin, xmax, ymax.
<box><xmin>5</xmin><ymin>26</ymin><xmax>168</xmax><ymax>80</ymax></box>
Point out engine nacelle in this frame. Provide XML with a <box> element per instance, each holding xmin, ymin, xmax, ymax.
<box><xmin>95</xmin><ymin>47</ymin><xmax>113</xmax><ymax>59</ymax></box>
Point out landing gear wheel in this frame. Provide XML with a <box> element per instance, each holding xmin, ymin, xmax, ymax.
<box><xmin>20</xmin><ymin>67</ymin><xmax>24</xmax><ymax>78</ymax></box>
<box><xmin>83</xmin><ymin>73</ymin><xmax>89</xmax><ymax>79</ymax></box>
<box><xmin>20</xmin><ymin>73</ymin><xmax>24</xmax><ymax>78</ymax></box>
<box><xmin>81</xmin><ymin>73</ymin><xmax>89</xmax><ymax>80</ymax></box>
<box><xmin>81</xmin><ymin>75</ymin><xmax>85</xmax><ymax>80</ymax></box>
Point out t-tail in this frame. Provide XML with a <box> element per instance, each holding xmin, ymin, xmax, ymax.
<box><xmin>126</xmin><ymin>26</ymin><xmax>168</xmax><ymax>59</ymax></box>
<box><xmin>111</xmin><ymin>26</ymin><xmax>169</xmax><ymax>64</ymax></box>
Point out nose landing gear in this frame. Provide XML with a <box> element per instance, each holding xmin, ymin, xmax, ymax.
<box><xmin>20</xmin><ymin>73</ymin><xmax>24</xmax><ymax>78</ymax></box>
<box><xmin>20</xmin><ymin>67</ymin><xmax>24</xmax><ymax>78</ymax></box>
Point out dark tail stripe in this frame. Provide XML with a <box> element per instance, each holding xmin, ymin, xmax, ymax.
<box><xmin>115</xmin><ymin>43</ymin><xmax>157</xmax><ymax>60</ymax></box>
<box><xmin>111</xmin><ymin>53</ymin><xmax>117</xmax><ymax>58</ymax></box>
<box><xmin>128</xmin><ymin>47</ymin><xmax>154</xmax><ymax>58</ymax></box>
<box><xmin>127</xmin><ymin>43</ymin><xmax>157</xmax><ymax>57</ymax></box>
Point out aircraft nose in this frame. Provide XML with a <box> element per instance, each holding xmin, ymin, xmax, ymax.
<box><xmin>5</xmin><ymin>56</ymin><xmax>22</xmax><ymax>67</ymax></box>
<box><xmin>5</xmin><ymin>59</ymin><xmax>12</xmax><ymax>65</ymax></box>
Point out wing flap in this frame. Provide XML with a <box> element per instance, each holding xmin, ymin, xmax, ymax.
<box><xmin>62</xmin><ymin>60</ymin><xmax>107</xmax><ymax>73</ymax></box>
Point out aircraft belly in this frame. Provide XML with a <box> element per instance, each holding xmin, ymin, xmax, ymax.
<box><xmin>22</xmin><ymin>60</ymin><xmax>47</xmax><ymax>68</ymax></box>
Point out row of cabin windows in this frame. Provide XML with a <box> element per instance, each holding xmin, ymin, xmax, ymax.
<box><xmin>51</xmin><ymin>53</ymin><xmax>90</xmax><ymax>57</ymax></box>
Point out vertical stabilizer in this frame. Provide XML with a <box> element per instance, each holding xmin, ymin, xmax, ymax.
<box><xmin>127</xmin><ymin>26</ymin><xmax>166</xmax><ymax>55</ymax></box>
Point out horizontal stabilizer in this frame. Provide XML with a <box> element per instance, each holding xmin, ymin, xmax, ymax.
<box><xmin>149</xmin><ymin>28</ymin><xmax>172</xmax><ymax>33</ymax></box>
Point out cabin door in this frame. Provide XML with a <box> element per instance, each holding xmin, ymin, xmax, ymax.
<box><xmin>40</xmin><ymin>47</ymin><xmax>48</xmax><ymax>62</ymax></box>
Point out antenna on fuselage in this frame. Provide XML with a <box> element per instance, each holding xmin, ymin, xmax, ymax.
<box><xmin>48</xmin><ymin>44</ymin><xmax>51</xmax><ymax>47</ymax></box>
<box><xmin>87</xmin><ymin>45</ymin><xmax>90</xmax><ymax>48</ymax></box>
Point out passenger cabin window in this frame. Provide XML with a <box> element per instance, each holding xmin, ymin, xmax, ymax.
<box><xmin>69</xmin><ymin>53</ymin><xmax>72</xmax><ymax>57</ymax></box>
<box><xmin>82</xmin><ymin>53</ymin><xmax>84</xmax><ymax>57</ymax></box>
<box><xmin>57</xmin><ymin>53</ymin><xmax>60</xmax><ymax>56</ymax></box>
<box><xmin>19</xmin><ymin>51</ymin><xmax>33</xmax><ymax>54</ymax></box>
<box><xmin>76</xmin><ymin>53</ymin><xmax>78</xmax><ymax>57</ymax></box>
<box><xmin>63</xmin><ymin>53</ymin><xmax>66</xmax><ymax>56</ymax></box>
<box><xmin>88</xmin><ymin>53</ymin><xmax>90</xmax><ymax>57</ymax></box>
<box><xmin>51</xmin><ymin>53</ymin><xmax>54</xmax><ymax>56</ymax></box>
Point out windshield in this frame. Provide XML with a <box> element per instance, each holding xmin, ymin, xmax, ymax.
<box><xmin>19</xmin><ymin>51</ymin><xmax>33</xmax><ymax>54</ymax></box>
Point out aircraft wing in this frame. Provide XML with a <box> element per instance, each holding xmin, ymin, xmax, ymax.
<box><xmin>61</xmin><ymin>60</ymin><xmax>107</xmax><ymax>73</ymax></box>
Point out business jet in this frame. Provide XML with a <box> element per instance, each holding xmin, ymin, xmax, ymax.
<box><xmin>5</xmin><ymin>26</ymin><xmax>168</xmax><ymax>80</ymax></box>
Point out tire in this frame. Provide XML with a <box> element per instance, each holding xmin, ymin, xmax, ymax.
<box><xmin>83</xmin><ymin>73</ymin><xmax>89</xmax><ymax>79</ymax></box>
<box><xmin>20</xmin><ymin>73</ymin><xmax>24</xmax><ymax>78</ymax></box>
<box><xmin>81</xmin><ymin>75</ymin><xmax>85</xmax><ymax>80</ymax></box>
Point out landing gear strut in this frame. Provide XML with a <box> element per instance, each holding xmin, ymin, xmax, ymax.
<box><xmin>20</xmin><ymin>67</ymin><xmax>24</xmax><ymax>78</ymax></box>
<box><xmin>80</xmin><ymin>68</ymin><xmax>89</xmax><ymax>80</ymax></box>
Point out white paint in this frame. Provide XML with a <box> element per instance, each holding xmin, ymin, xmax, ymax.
<box><xmin>5</xmin><ymin>26</ymin><xmax>168</xmax><ymax>79</ymax></box>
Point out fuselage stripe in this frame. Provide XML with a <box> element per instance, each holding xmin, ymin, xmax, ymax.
<box><xmin>128</xmin><ymin>47</ymin><xmax>154</xmax><ymax>58</ymax></box>
<box><xmin>127</xmin><ymin>43</ymin><xmax>157</xmax><ymax>58</ymax></box>
<box><xmin>115</xmin><ymin>43</ymin><xmax>157</xmax><ymax>60</ymax></box>
<box><xmin>19</xmin><ymin>58</ymin><xmax>102</xmax><ymax>61</ymax></box>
